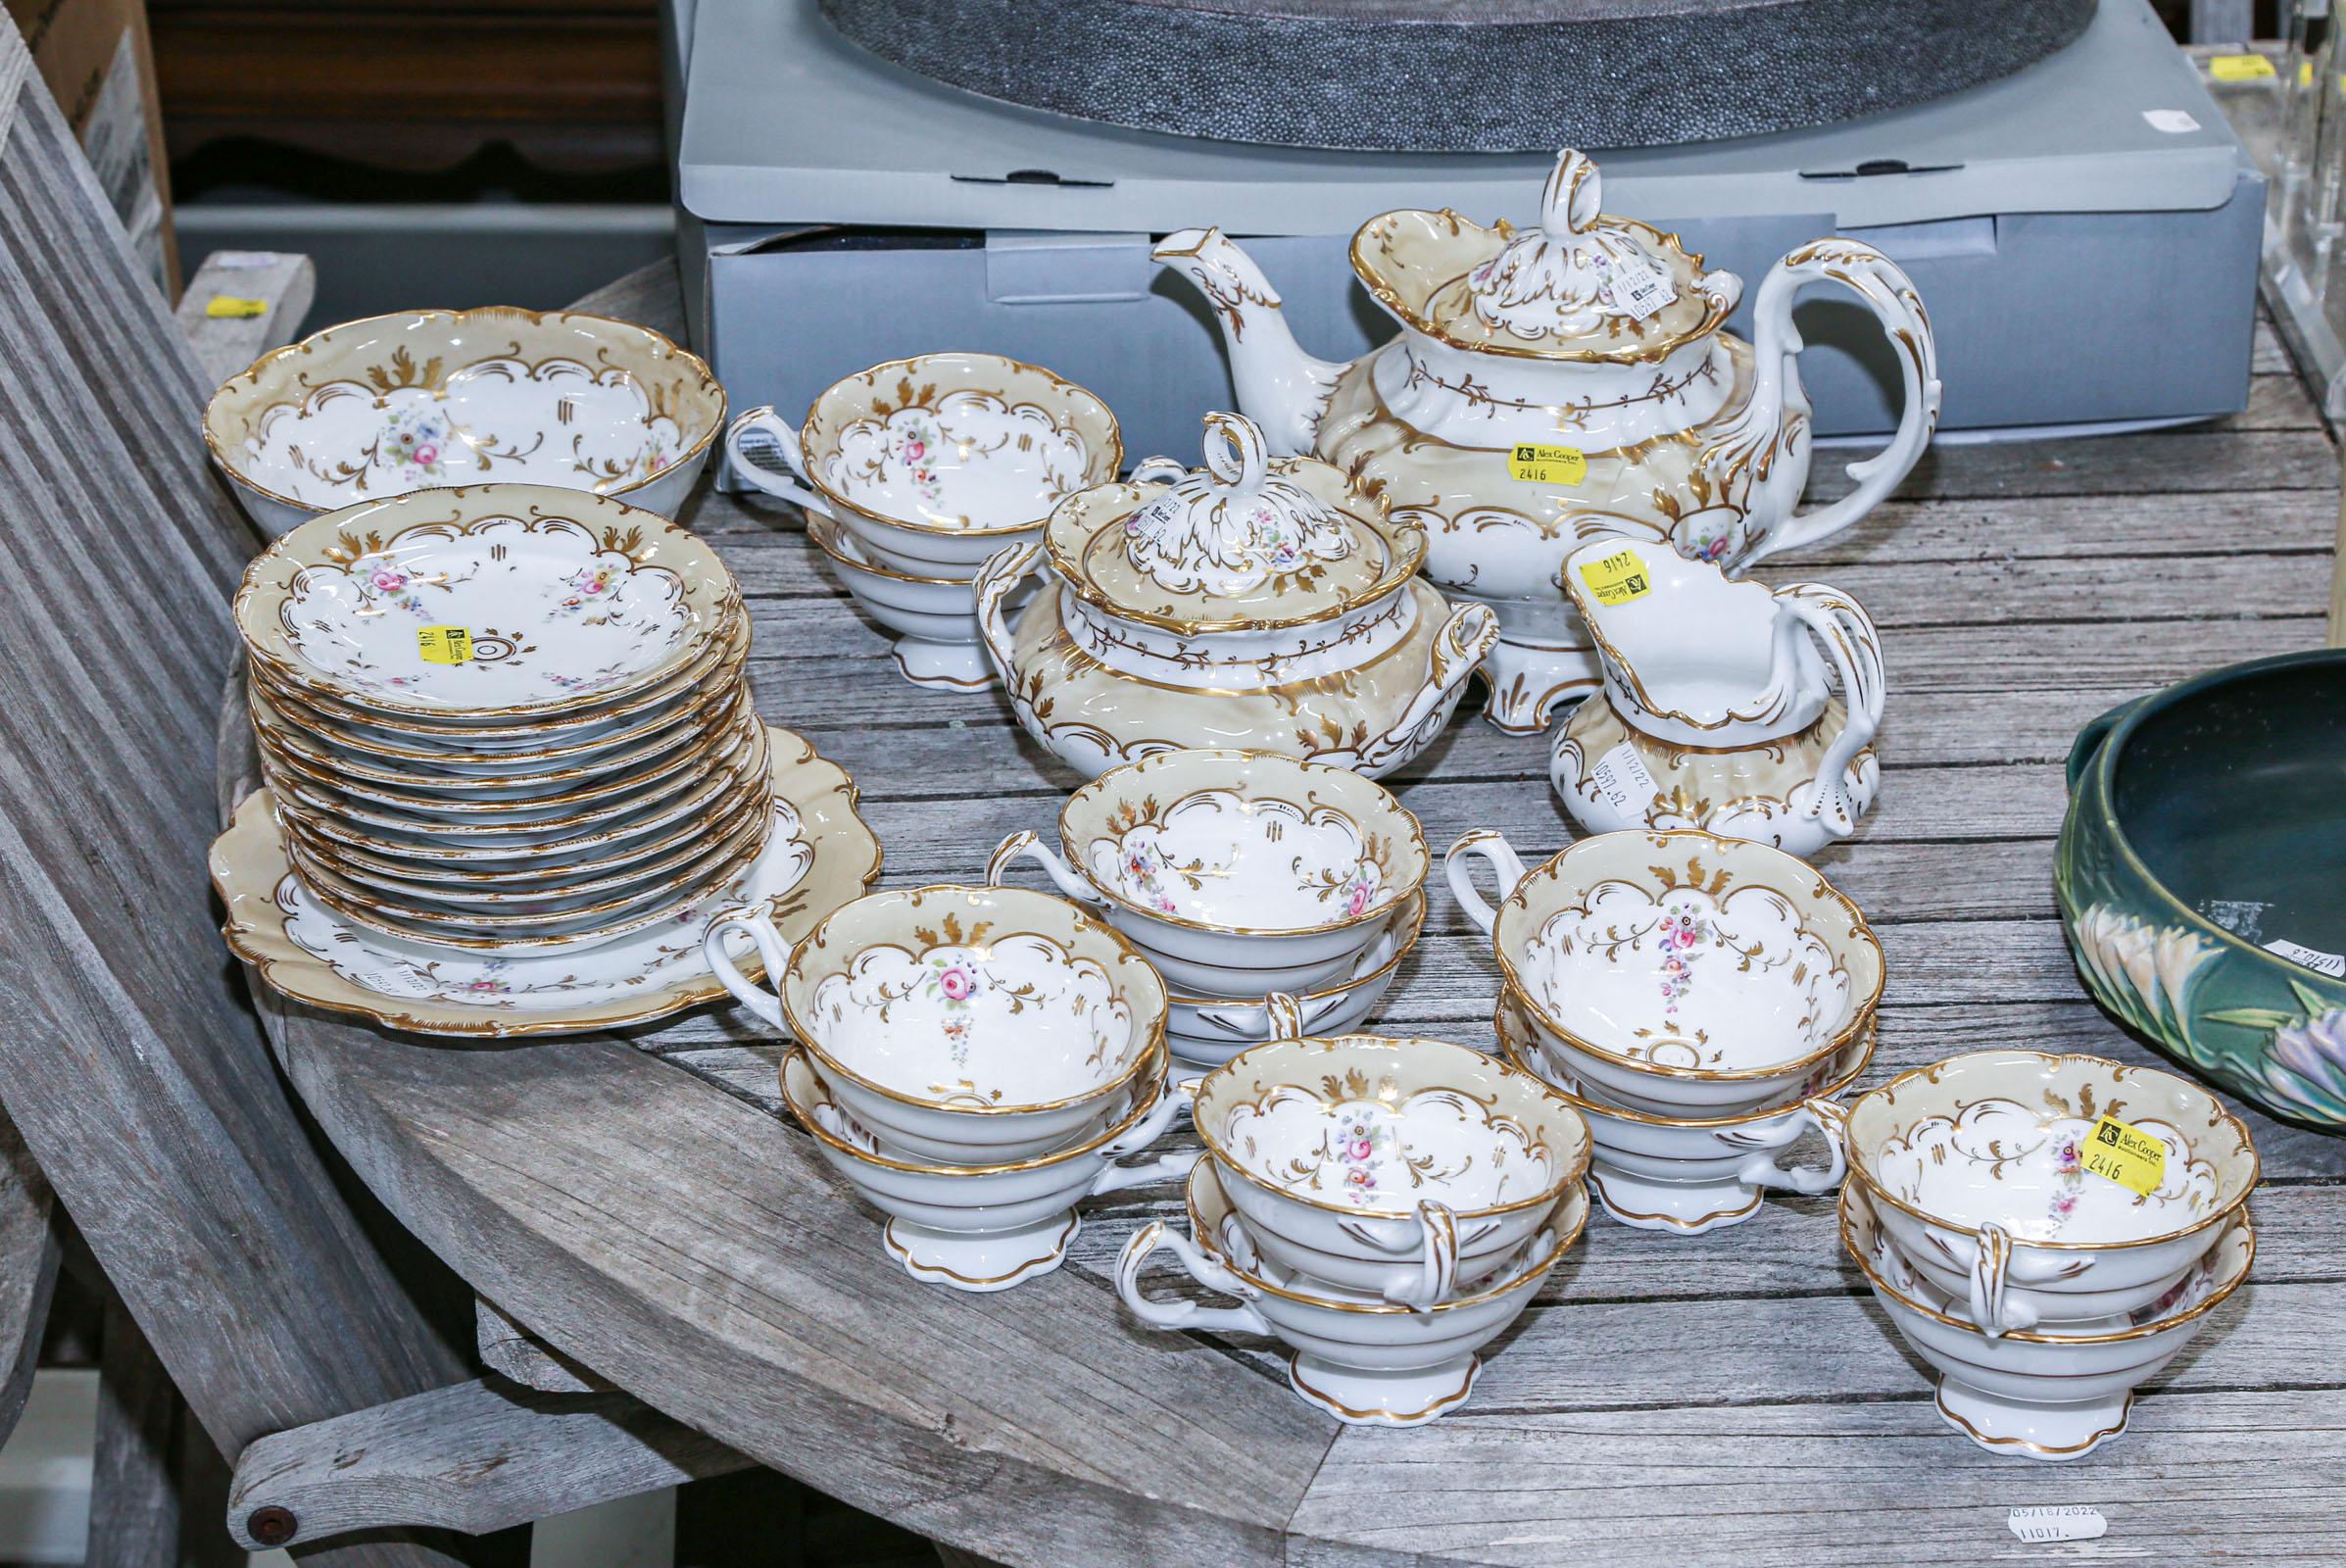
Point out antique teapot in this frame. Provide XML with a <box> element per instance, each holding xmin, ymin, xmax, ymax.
<box><xmin>1154</xmin><ymin>147</ymin><xmax>1939</xmax><ymax>735</ymax></box>
<box><xmin>974</xmin><ymin>412</ymin><xmax>1496</xmax><ymax>780</ymax></box>
<box><xmin>1548</xmin><ymin>538</ymin><xmax>1883</xmax><ymax>860</ymax></box>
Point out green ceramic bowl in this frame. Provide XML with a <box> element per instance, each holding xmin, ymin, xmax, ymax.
<box><xmin>2056</xmin><ymin>648</ymin><xmax>2346</xmax><ymax>1131</ymax></box>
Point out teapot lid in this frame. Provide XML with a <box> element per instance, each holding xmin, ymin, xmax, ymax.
<box><xmin>1352</xmin><ymin>149</ymin><xmax>1738</xmax><ymax>364</ymax></box>
<box><xmin>1045</xmin><ymin>413</ymin><xmax>1421</xmax><ymax>632</ymax></box>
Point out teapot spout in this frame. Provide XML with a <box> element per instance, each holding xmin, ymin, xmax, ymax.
<box><xmin>1154</xmin><ymin>227</ymin><xmax>1347</xmax><ymax>457</ymax></box>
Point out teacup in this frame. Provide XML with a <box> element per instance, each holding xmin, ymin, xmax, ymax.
<box><xmin>1190</xmin><ymin>1031</ymin><xmax>1588</xmax><ymax>1310</ymax></box>
<box><xmin>725</xmin><ymin>352</ymin><xmax>1122</xmax><ymax>577</ymax></box>
<box><xmin>1116</xmin><ymin>1158</ymin><xmax>1585</xmax><ymax>1426</ymax></box>
<box><xmin>1843</xmin><ymin>1180</ymin><xmax>2253</xmax><ymax>1460</ymax></box>
<box><xmin>1164</xmin><ymin>892</ymin><xmax>1424</xmax><ymax>1067</ymax></box>
<box><xmin>804</xmin><ymin>512</ymin><xmax>1034</xmax><ymax>692</ymax></box>
<box><xmin>1449</xmin><ymin>827</ymin><xmax>1882</xmax><ymax>1119</ymax></box>
<box><xmin>782</xmin><ymin>1050</ymin><xmax>1196</xmax><ymax>1292</ymax></box>
<box><xmin>707</xmin><ymin>883</ymin><xmax>1169</xmax><ymax>1164</ymax></box>
<box><xmin>1843</xmin><ymin>1051</ymin><xmax>2259</xmax><ymax>1336</ymax></box>
<box><xmin>989</xmin><ymin>748</ymin><xmax>1430</xmax><ymax>997</ymax></box>
<box><xmin>1497</xmin><ymin>994</ymin><xmax>1867</xmax><ymax>1234</ymax></box>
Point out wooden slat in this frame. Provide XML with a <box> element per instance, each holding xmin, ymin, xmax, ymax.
<box><xmin>0</xmin><ymin>1107</ymin><xmax>57</xmax><ymax>1454</ymax></box>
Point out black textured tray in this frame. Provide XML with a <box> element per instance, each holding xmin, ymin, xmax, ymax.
<box><xmin>815</xmin><ymin>0</ymin><xmax>2099</xmax><ymax>154</ymax></box>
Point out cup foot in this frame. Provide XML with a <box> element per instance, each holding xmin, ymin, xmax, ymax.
<box><xmin>1935</xmin><ymin>1379</ymin><xmax>2131</xmax><ymax>1461</ymax></box>
<box><xmin>1587</xmin><ymin>1165</ymin><xmax>1764</xmax><ymax>1235</ymax></box>
<box><xmin>891</xmin><ymin>637</ymin><xmax>999</xmax><ymax>692</ymax></box>
<box><xmin>1476</xmin><ymin>640</ymin><xmax>1600</xmax><ymax>735</ymax></box>
<box><xmin>1289</xmin><ymin>1353</ymin><xmax>1479</xmax><ymax>1427</ymax></box>
<box><xmin>883</xmin><ymin>1211</ymin><xmax>1078</xmax><ymax>1292</ymax></box>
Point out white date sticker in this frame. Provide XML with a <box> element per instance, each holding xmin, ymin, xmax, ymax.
<box><xmin>2007</xmin><ymin>1505</ymin><xmax>2106</xmax><ymax>1544</ymax></box>
<box><xmin>2265</xmin><ymin>938</ymin><xmax>2346</xmax><ymax>978</ymax></box>
<box><xmin>1587</xmin><ymin>742</ymin><xmax>1661</xmax><ymax>818</ymax></box>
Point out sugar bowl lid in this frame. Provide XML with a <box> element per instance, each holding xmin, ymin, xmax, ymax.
<box><xmin>1351</xmin><ymin>148</ymin><xmax>1737</xmax><ymax>363</ymax></box>
<box><xmin>1045</xmin><ymin>412</ymin><xmax>1422</xmax><ymax>632</ymax></box>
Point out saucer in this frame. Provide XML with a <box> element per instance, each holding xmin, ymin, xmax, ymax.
<box><xmin>213</xmin><ymin>726</ymin><xmax>882</xmax><ymax>1036</ymax></box>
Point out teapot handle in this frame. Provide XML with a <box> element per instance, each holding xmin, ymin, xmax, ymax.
<box><xmin>1774</xmin><ymin>584</ymin><xmax>1884</xmax><ymax>835</ymax></box>
<box><xmin>1729</xmin><ymin>241</ymin><xmax>1940</xmax><ymax>565</ymax></box>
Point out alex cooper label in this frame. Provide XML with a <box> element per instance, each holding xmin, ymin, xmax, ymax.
<box><xmin>1508</xmin><ymin>443</ymin><xmax>1587</xmax><ymax>486</ymax></box>
<box><xmin>1577</xmin><ymin>549</ymin><xmax>1652</xmax><ymax>607</ymax></box>
<box><xmin>415</xmin><ymin>625</ymin><xmax>473</xmax><ymax>664</ymax></box>
<box><xmin>2082</xmin><ymin>1115</ymin><xmax>2166</xmax><ymax>1197</ymax></box>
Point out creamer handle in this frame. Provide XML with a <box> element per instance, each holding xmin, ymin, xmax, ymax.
<box><xmin>1776</xmin><ymin>583</ymin><xmax>1885</xmax><ymax>835</ymax></box>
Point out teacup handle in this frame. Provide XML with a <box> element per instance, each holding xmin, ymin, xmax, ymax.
<box><xmin>724</xmin><ymin>407</ymin><xmax>833</xmax><ymax>518</ymax></box>
<box><xmin>1775</xmin><ymin>584</ymin><xmax>1885</xmax><ymax>836</ymax></box>
<box><xmin>986</xmin><ymin>829</ymin><xmax>1106</xmax><ymax>906</ymax></box>
<box><xmin>1093</xmin><ymin>1077</ymin><xmax>1197</xmax><ymax>1170</ymax></box>
<box><xmin>1443</xmin><ymin>829</ymin><xmax>1529</xmax><ymax>936</ymax></box>
<box><xmin>1334</xmin><ymin>1199</ymin><xmax>1459</xmax><ymax>1313</ymax></box>
<box><xmin>1115</xmin><ymin>1220</ymin><xmax>1273</xmax><ymax>1337</ymax></box>
<box><xmin>1962</xmin><ymin>1222</ymin><xmax>2043</xmax><ymax>1338</ymax></box>
<box><xmin>701</xmin><ymin>903</ymin><xmax>794</xmax><ymax>1032</ymax></box>
<box><xmin>1263</xmin><ymin>992</ymin><xmax>1305</xmax><ymax>1042</ymax></box>
<box><xmin>1733</xmin><ymin>1097</ymin><xmax>1848</xmax><ymax>1196</ymax></box>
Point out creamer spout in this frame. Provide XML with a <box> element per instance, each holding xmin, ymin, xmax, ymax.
<box><xmin>1153</xmin><ymin>227</ymin><xmax>1347</xmax><ymax>457</ymax></box>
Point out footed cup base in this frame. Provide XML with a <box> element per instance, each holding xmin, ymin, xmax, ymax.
<box><xmin>883</xmin><ymin>1211</ymin><xmax>1078</xmax><ymax>1293</ymax></box>
<box><xmin>892</xmin><ymin>636</ymin><xmax>999</xmax><ymax>692</ymax></box>
<box><xmin>1587</xmin><ymin>1164</ymin><xmax>1766</xmax><ymax>1235</ymax></box>
<box><xmin>1935</xmin><ymin>1379</ymin><xmax>2131</xmax><ymax>1461</ymax></box>
<box><xmin>1289</xmin><ymin>1352</ymin><xmax>1480</xmax><ymax>1427</ymax></box>
<box><xmin>1476</xmin><ymin>639</ymin><xmax>1600</xmax><ymax>735</ymax></box>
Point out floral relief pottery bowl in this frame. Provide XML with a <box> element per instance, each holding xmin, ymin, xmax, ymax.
<box><xmin>235</xmin><ymin>485</ymin><xmax>741</xmax><ymax>719</ymax></box>
<box><xmin>1116</xmin><ymin>1158</ymin><xmax>1585</xmax><ymax>1426</ymax></box>
<box><xmin>212</xmin><ymin>726</ymin><xmax>882</xmax><ymax>1039</ymax></box>
<box><xmin>1551</xmin><ymin>539</ymin><xmax>1884</xmax><ymax>861</ymax></box>
<box><xmin>988</xmin><ymin>747</ymin><xmax>1429</xmax><ymax>995</ymax></box>
<box><xmin>726</xmin><ymin>352</ymin><xmax>1122</xmax><ymax>577</ymax></box>
<box><xmin>713</xmin><ymin>883</ymin><xmax>1171</xmax><ymax>1164</ymax></box>
<box><xmin>1841</xmin><ymin>1051</ymin><xmax>2257</xmax><ymax>1337</ymax></box>
<box><xmin>781</xmin><ymin>1049</ymin><xmax>1196</xmax><ymax>1292</ymax></box>
<box><xmin>1842</xmin><ymin>1181</ymin><xmax>2253</xmax><ymax>1461</ymax></box>
<box><xmin>2057</xmin><ymin>648</ymin><xmax>2346</xmax><ymax>1133</ymax></box>
<box><xmin>1191</xmin><ymin>1032</ymin><xmax>1588</xmax><ymax>1309</ymax></box>
<box><xmin>1450</xmin><ymin>828</ymin><xmax>1882</xmax><ymax>1118</ymax></box>
<box><xmin>804</xmin><ymin>511</ymin><xmax>1028</xmax><ymax>692</ymax></box>
<box><xmin>1165</xmin><ymin>892</ymin><xmax>1424</xmax><ymax>1068</ymax></box>
<box><xmin>1152</xmin><ymin>147</ymin><xmax>1937</xmax><ymax>736</ymax></box>
<box><xmin>206</xmin><ymin>307</ymin><xmax>726</xmax><ymax>537</ymax></box>
<box><xmin>1496</xmin><ymin>992</ymin><xmax>1866</xmax><ymax>1234</ymax></box>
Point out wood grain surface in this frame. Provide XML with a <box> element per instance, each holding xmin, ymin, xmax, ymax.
<box><xmin>233</xmin><ymin>259</ymin><xmax>2346</xmax><ymax>1564</ymax></box>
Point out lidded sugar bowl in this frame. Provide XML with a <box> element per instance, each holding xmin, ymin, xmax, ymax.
<box><xmin>974</xmin><ymin>412</ymin><xmax>1497</xmax><ymax>779</ymax></box>
<box><xmin>1154</xmin><ymin>146</ymin><xmax>1939</xmax><ymax>733</ymax></box>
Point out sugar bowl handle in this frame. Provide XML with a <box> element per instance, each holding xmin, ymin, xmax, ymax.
<box><xmin>1444</xmin><ymin>829</ymin><xmax>1530</xmax><ymax>936</ymax></box>
<box><xmin>701</xmin><ymin>903</ymin><xmax>794</xmax><ymax>1032</ymax></box>
<box><xmin>1116</xmin><ymin>1221</ymin><xmax>1272</xmax><ymax>1337</ymax></box>
<box><xmin>724</xmin><ymin>407</ymin><xmax>832</xmax><ymax>518</ymax></box>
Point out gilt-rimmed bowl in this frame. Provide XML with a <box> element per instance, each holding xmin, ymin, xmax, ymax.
<box><xmin>1190</xmin><ymin>1032</ymin><xmax>1588</xmax><ymax>1307</ymax></box>
<box><xmin>989</xmin><ymin>747</ymin><xmax>1430</xmax><ymax>996</ymax></box>
<box><xmin>206</xmin><ymin>307</ymin><xmax>725</xmax><ymax>537</ymax></box>
<box><xmin>726</xmin><ymin>352</ymin><xmax>1122</xmax><ymax>576</ymax></box>
<box><xmin>1165</xmin><ymin>891</ymin><xmax>1425</xmax><ymax>1067</ymax></box>
<box><xmin>1842</xmin><ymin>1051</ymin><xmax>2258</xmax><ymax>1336</ymax></box>
<box><xmin>1450</xmin><ymin>827</ymin><xmax>1882</xmax><ymax>1118</ymax></box>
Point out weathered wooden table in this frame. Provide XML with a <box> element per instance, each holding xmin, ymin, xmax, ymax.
<box><xmin>244</xmin><ymin>262</ymin><xmax>2346</xmax><ymax>1566</ymax></box>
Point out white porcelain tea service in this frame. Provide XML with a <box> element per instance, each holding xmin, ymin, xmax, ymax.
<box><xmin>232</xmin><ymin>484</ymin><xmax>788</xmax><ymax>960</ymax></box>
<box><xmin>975</xmin><ymin>412</ymin><xmax>1498</xmax><ymax>778</ymax></box>
<box><xmin>1840</xmin><ymin>1052</ymin><xmax>2259</xmax><ymax>1339</ymax></box>
<box><xmin>206</xmin><ymin>308</ymin><xmax>726</xmax><ymax>537</ymax></box>
<box><xmin>1843</xmin><ymin>1178</ymin><xmax>2254</xmax><ymax>1461</ymax></box>
<box><xmin>1119</xmin><ymin>1029</ymin><xmax>1589</xmax><ymax>1422</ymax></box>
<box><xmin>726</xmin><ymin>352</ymin><xmax>1122</xmax><ymax>691</ymax></box>
<box><xmin>713</xmin><ymin>881</ymin><xmax>1197</xmax><ymax>1289</ymax></box>
<box><xmin>1154</xmin><ymin>145</ymin><xmax>1939</xmax><ymax>734</ymax></box>
<box><xmin>1551</xmin><ymin>538</ymin><xmax>1886</xmax><ymax>858</ymax></box>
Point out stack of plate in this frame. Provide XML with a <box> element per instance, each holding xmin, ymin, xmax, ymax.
<box><xmin>234</xmin><ymin>483</ymin><xmax>768</xmax><ymax>956</ymax></box>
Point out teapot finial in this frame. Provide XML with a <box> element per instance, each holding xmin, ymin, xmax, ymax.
<box><xmin>1540</xmin><ymin>150</ymin><xmax>1601</xmax><ymax>240</ymax></box>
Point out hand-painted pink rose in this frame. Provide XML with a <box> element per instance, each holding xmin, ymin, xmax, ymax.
<box><xmin>901</xmin><ymin>439</ymin><xmax>926</xmax><ymax>462</ymax></box>
<box><xmin>1344</xmin><ymin>878</ymin><xmax>1373</xmax><ymax>917</ymax></box>
<box><xmin>412</xmin><ymin>444</ymin><xmax>439</xmax><ymax>466</ymax></box>
<box><xmin>370</xmin><ymin>567</ymin><xmax>409</xmax><ymax>592</ymax></box>
<box><xmin>938</xmin><ymin>964</ymin><xmax>974</xmax><ymax>1003</ymax></box>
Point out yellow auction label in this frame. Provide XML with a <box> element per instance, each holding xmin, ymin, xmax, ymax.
<box><xmin>2081</xmin><ymin>1115</ymin><xmax>2167</xmax><ymax>1196</ymax></box>
<box><xmin>2208</xmin><ymin>53</ymin><xmax>2276</xmax><ymax>81</ymax></box>
<box><xmin>1578</xmin><ymin>548</ymin><xmax>1653</xmax><ymax>607</ymax></box>
<box><xmin>416</xmin><ymin>625</ymin><xmax>473</xmax><ymax>664</ymax></box>
<box><xmin>1508</xmin><ymin>443</ymin><xmax>1588</xmax><ymax>486</ymax></box>
<box><xmin>204</xmin><ymin>295</ymin><xmax>269</xmax><ymax>318</ymax></box>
